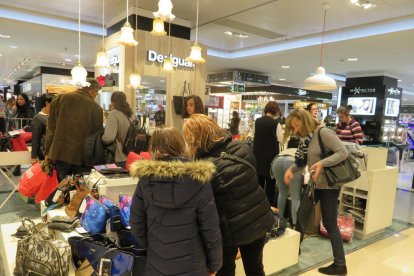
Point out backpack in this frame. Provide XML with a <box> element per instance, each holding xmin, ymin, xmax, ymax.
<box><xmin>123</xmin><ymin>119</ymin><xmax>148</xmax><ymax>155</ymax></box>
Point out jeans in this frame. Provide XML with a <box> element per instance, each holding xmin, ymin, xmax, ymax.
<box><xmin>55</xmin><ymin>160</ymin><xmax>89</xmax><ymax>182</ymax></box>
<box><xmin>258</xmin><ymin>175</ymin><xmax>276</xmax><ymax>207</ymax></box>
<box><xmin>315</xmin><ymin>188</ymin><xmax>346</xmax><ymax>266</ymax></box>
<box><xmin>217</xmin><ymin>236</ymin><xmax>266</xmax><ymax>276</ymax></box>
<box><xmin>272</xmin><ymin>155</ymin><xmax>303</xmax><ymax>225</ymax></box>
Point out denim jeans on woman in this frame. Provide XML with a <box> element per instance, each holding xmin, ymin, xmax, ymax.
<box><xmin>315</xmin><ymin>188</ymin><xmax>346</xmax><ymax>266</ymax></box>
<box><xmin>271</xmin><ymin>155</ymin><xmax>303</xmax><ymax>225</ymax></box>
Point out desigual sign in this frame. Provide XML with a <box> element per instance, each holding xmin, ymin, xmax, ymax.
<box><xmin>147</xmin><ymin>50</ymin><xmax>195</xmax><ymax>69</ymax></box>
<box><xmin>349</xmin><ymin>87</ymin><xmax>376</xmax><ymax>94</ymax></box>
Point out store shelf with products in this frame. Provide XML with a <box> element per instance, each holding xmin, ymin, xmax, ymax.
<box><xmin>339</xmin><ymin>147</ymin><xmax>398</xmax><ymax>240</ymax></box>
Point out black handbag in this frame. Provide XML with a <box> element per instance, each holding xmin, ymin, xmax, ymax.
<box><xmin>173</xmin><ymin>80</ymin><xmax>191</xmax><ymax>115</ymax></box>
<box><xmin>317</xmin><ymin>128</ymin><xmax>361</xmax><ymax>186</ymax></box>
<box><xmin>297</xmin><ymin>182</ymin><xmax>318</xmax><ymax>234</ymax></box>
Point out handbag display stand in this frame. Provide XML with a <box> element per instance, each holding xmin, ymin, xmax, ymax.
<box><xmin>0</xmin><ymin>151</ymin><xmax>31</xmax><ymax>212</ymax></box>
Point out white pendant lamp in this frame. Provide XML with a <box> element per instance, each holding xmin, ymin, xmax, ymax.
<box><xmin>151</xmin><ymin>17</ymin><xmax>167</xmax><ymax>36</ymax></box>
<box><xmin>153</xmin><ymin>0</ymin><xmax>175</xmax><ymax>21</ymax></box>
<box><xmin>163</xmin><ymin>22</ymin><xmax>174</xmax><ymax>72</ymax></box>
<box><xmin>118</xmin><ymin>0</ymin><xmax>138</xmax><ymax>46</ymax></box>
<box><xmin>71</xmin><ymin>0</ymin><xmax>88</xmax><ymax>87</ymax></box>
<box><xmin>304</xmin><ymin>4</ymin><xmax>336</xmax><ymax>91</ymax></box>
<box><xmin>95</xmin><ymin>0</ymin><xmax>110</xmax><ymax>69</ymax></box>
<box><xmin>187</xmin><ymin>0</ymin><xmax>205</xmax><ymax>64</ymax></box>
<box><xmin>129</xmin><ymin>0</ymin><xmax>142</xmax><ymax>89</ymax></box>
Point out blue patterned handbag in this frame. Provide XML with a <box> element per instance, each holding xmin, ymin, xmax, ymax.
<box><xmin>80</xmin><ymin>195</ymin><xmax>109</xmax><ymax>234</ymax></box>
<box><xmin>119</xmin><ymin>194</ymin><xmax>132</xmax><ymax>227</ymax></box>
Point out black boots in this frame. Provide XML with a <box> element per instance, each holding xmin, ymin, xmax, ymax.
<box><xmin>318</xmin><ymin>263</ymin><xmax>347</xmax><ymax>275</ymax></box>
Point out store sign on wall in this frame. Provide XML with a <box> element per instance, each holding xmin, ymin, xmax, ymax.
<box><xmin>387</xmin><ymin>88</ymin><xmax>401</xmax><ymax>96</ymax></box>
<box><xmin>293</xmin><ymin>102</ymin><xmax>330</xmax><ymax>109</ymax></box>
<box><xmin>349</xmin><ymin>87</ymin><xmax>376</xmax><ymax>95</ymax></box>
<box><xmin>297</xmin><ymin>89</ymin><xmax>308</xmax><ymax>96</ymax></box>
<box><xmin>147</xmin><ymin>50</ymin><xmax>195</xmax><ymax>69</ymax></box>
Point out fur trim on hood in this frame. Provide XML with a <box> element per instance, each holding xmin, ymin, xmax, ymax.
<box><xmin>130</xmin><ymin>159</ymin><xmax>216</xmax><ymax>183</ymax></box>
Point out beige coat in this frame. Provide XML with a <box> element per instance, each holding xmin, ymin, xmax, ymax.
<box><xmin>45</xmin><ymin>89</ymin><xmax>103</xmax><ymax>166</ymax></box>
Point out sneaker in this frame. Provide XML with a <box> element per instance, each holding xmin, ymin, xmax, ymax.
<box><xmin>318</xmin><ymin>263</ymin><xmax>347</xmax><ymax>275</ymax></box>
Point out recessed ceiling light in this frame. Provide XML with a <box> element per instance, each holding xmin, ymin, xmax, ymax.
<box><xmin>281</xmin><ymin>65</ymin><xmax>290</xmax><ymax>69</ymax></box>
<box><xmin>0</xmin><ymin>54</ymin><xmax>2</xmax><ymax>57</ymax></box>
<box><xmin>279</xmin><ymin>78</ymin><xmax>286</xmax><ymax>81</ymax></box>
<box><xmin>224</xmin><ymin>31</ymin><xmax>233</xmax><ymax>36</ymax></box>
<box><xmin>234</xmin><ymin>33</ymin><xmax>248</xmax><ymax>38</ymax></box>
<box><xmin>24</xmin><ymin>58</ymin><xmax>31</xmax><ymax>61</ymax></box>
<box><xmin>65</xmin><ymin>58</ymin><xmax>72</xmax><ymax>62</ymax></box>
<box><xmin>0</xmin><ymin>34</ymin><xmax>10</xmax><ymax>38</ymax></box>
<box><xmin>398</xmin><ymin>79</ymin><xmax>402</xmax><ymax>82</ymax></box>
<box><xmin>347</xmin><ymin>58</ymin><xmax>358</xmax><ymax>61</ymax></box>
<box><xmin>403</xmin><ymin>99</ymin><xmax>408</xmax><ymax>101</ymax></box>
<box><xmin>10</xmin><ymin>45</ymin><xmax>17</xmax><ymax>49</ymax></box>
<box><xmin>17</xmin><ymin>66</ymin><xmax>21</xmax><ymax>69</ymax></box>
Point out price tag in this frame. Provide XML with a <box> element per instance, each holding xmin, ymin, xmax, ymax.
<box><xmin>78</xmin><ymin>198</ymin><xmax>87</xmax><ymax>214</ymax></box>
<box><xmin>69</xmin><ymin>190</ymin><xmax>76</xmax><ymax>201</ymax></box>
<box><xmin>52</xmin><ymin>190</ymin><xmax>62</xmax><ymax>202</ymax></box>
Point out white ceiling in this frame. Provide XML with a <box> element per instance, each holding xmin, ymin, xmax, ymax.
<box><xmin>0</xmin><ymin>0</ymin><xmax>413</xmax><ymax>104</ymax></box>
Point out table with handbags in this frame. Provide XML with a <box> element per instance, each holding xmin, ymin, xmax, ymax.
<box><xmin>0</xmin><ymin>171</ymin><xmax>145</xmax><ymax>276</ymax></box>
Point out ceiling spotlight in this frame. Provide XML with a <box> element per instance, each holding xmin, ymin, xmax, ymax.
<box><xmin>224</xmin><ymin>31</ymin><xmax>233</xmax><ymax>36</ymax></box>
<box><xmin>350</xmin><ymin>0</ymin><xmax>359</xmax><ymax>3</ymax></box>
<box><xmin>234</xmin><ymin>33</ymin><xmax>248</xmax><ymax>38</ymax></box>
<box><xmin>0</xmin><ymin>34</ymin><xmax>10</xmax><ymax>38</ymax></box>
<box><xmin>24</xmin><ymin>58</ymin><xmax>31</xmax><ymax>61</ymax></box>
<box><xmin>0</xmin><ymin>54</ymin><xmax>2</xmax><ymax>57</ymax></box>
<box><xmin>10</xmin><ymin>45</ymin><xmax>17</xmax><ymax>49</ymax></box>
<box><xmin>65</xmin><ymin>58</ymin><xmax>72</xmax><ymax>62</ymax></box>
<box><xmin>352</xmin><ymin>0</ymin><xmax>376</xmax><ymax>9</ymax></box>
<box><xmin>281</xmin><ymin>65</ymin><xmax>290</xmax><ymax>69</ymax></box>
<box><xmin>279</xmin><ymin>78</ymin><xmax>286</xmax><ymax>81</ymax></box>
<box><xmin>398</xmin><ymin>79</ymin><xmax>402</xmax><ymax>82</ymax></box>
<box><xmin>347</xmin><ymin>58</ymin><xmax>358</xmax><ymax>61</ymax></box>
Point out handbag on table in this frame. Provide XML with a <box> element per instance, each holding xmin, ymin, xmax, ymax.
<box><xmin>14</xmin><ymin>218</ymin><xmax>71</xmax><ymax>276</ymax></box>
<box><xmin>317</xmin><ymin>128</ymin><xmax>361</xmax><ymax>186</ymax></box>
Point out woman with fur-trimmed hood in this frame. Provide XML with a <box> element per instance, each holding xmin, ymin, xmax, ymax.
<box><xmin>130</xmin><ymin>126</ymin><xmax>222</xmax><ymax>276</ymax></box>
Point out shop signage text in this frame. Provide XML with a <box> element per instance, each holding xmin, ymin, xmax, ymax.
<box><xmin>387</xmin><ymin>88</ymin><xmax>401</xmax><ymax>96</ymax></box>
<box><xmin>109</xmin><ymin>55</ymin><xmax>119</xmax><ymax>66</ymax></box>
<box><xmin>147</xmin><ymin>50</ymin><xmax>195</xmax><ymax>69</ymax></box>
<box><xmin>297</xmin><ymin>89</ymin><xmax>308</xmax><ymax>96</ymax></box>
<box><xmin>350</xmin><ymin>87</ymin><xmax>376</xmax><ymax>94</ymax></box>
<box><xmin>293</xmin><ymin>102</ymin><xmax>330</xmax><ymax>109</ymax></box>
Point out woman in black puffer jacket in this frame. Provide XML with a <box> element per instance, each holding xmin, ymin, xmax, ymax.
<box><xmin>130</xmin><ymin>126</ymin><xmax>222</xmax><ymax>276</ymax></box>
<box><xmin>184</xmin><ymin>114</ymin><xmax>273</xmax><ymax>276</ymax></box>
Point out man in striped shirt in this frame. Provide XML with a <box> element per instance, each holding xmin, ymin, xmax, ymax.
<box><xmin>336</xmin><ymin>105</ymin><xmax>364</xmax><ymax>144</ymax></box>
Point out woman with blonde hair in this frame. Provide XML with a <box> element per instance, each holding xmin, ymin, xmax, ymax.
<box><xmin>284</xmin><ymin>108</ymin><xmax>348</xmax><ymax>275</ymax></box>
<box><xmin>184</xmin><ymin>114</ymin><xmax>273</xmax><ymax>276</ymax></box>
<box><xmin>130</xmin><ymin>126</ymin><xmax>222</xmax><ymax>275</ymax></box>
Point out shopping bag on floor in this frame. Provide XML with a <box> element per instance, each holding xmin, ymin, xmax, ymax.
<box><xmin>320</xmin><ymin>213</ymin><xmax>355</xmax><ymax>242</ymax></box>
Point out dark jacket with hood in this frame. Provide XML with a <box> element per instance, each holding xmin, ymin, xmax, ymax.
<box><xmin>198</xmin><ymin>136</ymin><xmax>274</xmax><ymax>246</ymax></box>
<box><xmin>130</xmin><ymin>158</ymin><xmax>222</xmax><ymax>276</ymax></box>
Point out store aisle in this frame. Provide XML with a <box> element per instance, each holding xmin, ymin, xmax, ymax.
<box><xmin>302</xmin><ymin>227</ymin><xmax>414</xmax><ymax>275</ymax></box>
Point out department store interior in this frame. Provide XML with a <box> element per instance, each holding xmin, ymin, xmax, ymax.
<box><xmin>0</xmin><ymin>0</ymin><xmax>414</xmax><ymax>275</ymax></box>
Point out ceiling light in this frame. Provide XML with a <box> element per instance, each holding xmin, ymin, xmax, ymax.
<box><xmin>352</xmin><ymin>0</ymin><xmax>376</xmax><ymax>9</ymax></box>
<box><xmin>0</xmin><ymin>34</ymin><xmax>10</xmax><ymax>38</ymax></box>
<box><xmin>347</xmin><ymin>58</ymin><xmax>358</xmax><ymax>61</ymax></box>
<box><xmin>153</xmin><ymin>0</ymin><xmax>175</xmax><ymax>21</ymax></box>
<box><xmin>118</xmin><ymin>0</ymin><xmax>138</xmax><ymax>46</ymax></box>
<box><xmin>187</xmin><ymin>0</ymin><xmax>206</xmax><ymax>64</ymax></box>
<box><xmin>281</xmin><ymin>65</ymin><xmax>290</xmax><ymax>69</ymax></box>
<box><xmin>17</xmin><ymin>66</ymin><xmax>21</xmax><ymax>69</ymax></box>
<box><xmin>129</xmin><ymin>72</ymin><xmax>142</xmax><ymax>89</ymax></box>
<box><xmin>234</xmin><ymin>33</ymin><xmax>249</xmax><ymax>38</ymax></box>
<box><xmin>398</xmin><ymin>79</ymin><xmax>402</xmax><ymax>82</ymax></box>
<box><xmin>279</xmin><ymin>78</ymin><xmax>286</xmax><ymax>81</ymax></box>
<box><xmin>0</xmin><ymin>54</ymin><xmax>2</xmax><ymax>57</ymax></box>
<box><xmin>403</xmin><ymin>99</ymin><xmax>407</xmax><ymax>101</ymax></box>
<box><xmin>10</xmin><ymin>45</ymin><xmax>17</xmax><ymax>49</ymax></box>
<box><xmin>65</xmin><ymin>58</ymin><xmax>72</xmax><ymax>62</ymax></box>
<box><xmin>162</xmin><ymin>57</ymin><xmax>174</xmax><ymax>72</ymax></box>
<box><xmin>304</xmin><ymin>4</ymin><xmax>337</xmax><ymax>91</ymax></box>
<box><xmin>71</xmin><ymin>0</ymin><xmax>88</xmax><ymax>87</ymax></box>
<box><xmin>24</xmin><ymin>58</ymin><xmax>31</xmax><ymax>61</ymax></box>
<box><xmin>224</xmin><ymin>31</ymin><xmax>233</xmax><ymax>36</ymax></box>
<box><xmin>151</xmin><ymin>18</ymin><xmax>167</xmax><ymax>36</ymax></box>
<box><xmin>350</xmin><ymin>0</ymin><xmax>359</xmax><ymax>3</ymax></box>
<box><xmin>95</xmin><ymin>49</ymin><xmax>110</xmax><ymax>68</ymax></box>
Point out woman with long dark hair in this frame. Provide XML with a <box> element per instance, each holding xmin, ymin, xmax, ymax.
<box><xmin>102</xmin><ymin>91</ymin><xmax>135</xmax><ymax>167</ymax></box>
<box><xmin>15</xmin><ymin>93</ymin><xmax>35</xmax><ymax>129</ymax></box>
<box><xmin>182</xmin><ymin>95</ymin><xmax>205</xmax><ymax>118</ymax></box>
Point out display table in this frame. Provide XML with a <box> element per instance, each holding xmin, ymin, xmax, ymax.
<box><xmin>235</xmin><ymin>228</ymin><xmax>300</xmax><ymax>275</ymax></box>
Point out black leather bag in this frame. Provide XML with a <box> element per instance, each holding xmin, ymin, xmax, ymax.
<box><xmin>297</xmin><ymin>182</ymin><xmax>317</xmax><ymax>234</ymax></box>
<box><xmin>317</xmin><ymin>128</ymin><xmax>361</xmax><ymax>186</ymax></box>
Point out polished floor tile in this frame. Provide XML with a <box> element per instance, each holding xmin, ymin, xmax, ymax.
<box><xmin>302</xmin><ymin>227</ymin><xmax>414</xmax><ymax>275</ymax></box>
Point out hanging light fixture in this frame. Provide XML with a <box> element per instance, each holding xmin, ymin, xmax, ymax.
<box><xmin>129</xmin><ymin>0</ymin><xmax>142</xmax><ymax>89</ymax></box>
<box><xmin>71</xmin><ymin>0</ymin><xmax>88</xmax><ymax>87</ymax></box>
<box><xmin>153</xmin><ymin>0</ymin><xmax>175</xmax><ymax>21</ymax></box>
<box><xmin>304</xmin><ymin>3</ymin><xmax>337</xmax><ymax>91</ymax></box>
<box><xmin>151</xmin><ymin>17</ymin><xmax>167</xmax><ymax>36</ymax></box>
<box><xmin>95</xmin><ymin>0</ymin><xmax>110</xmax><ymax>69</ymax></box>
<box><xmin>118</xmin><ymin>0</ymin><xmax>138</xmax><ymax>46</ymax></box>
<box><xmin>187</xmin><ymin>0</ymin><xmax>205</xmax><ymax>64</ymax></box>
<box><xmin>163</xmin><ymin>22</ymin><xmax>174</xmax><ymax>72</ymax></box>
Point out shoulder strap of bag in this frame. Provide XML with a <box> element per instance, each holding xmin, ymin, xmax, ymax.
<box><xmin>317</xmin><ymin>127</ymin><xmax>329</xmax><ymax>157</ymax></box>
<box><xmin>214</xmin><ymin>151</ymin><xmax>257</xmax><ymax>173</ymax></box>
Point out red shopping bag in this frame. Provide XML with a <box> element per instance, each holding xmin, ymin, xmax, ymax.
<box><xmin>126</xmin><ymin>151</ymin><xmax>151</xmax><ymax>172</ymax></box>
<box><xmin>11</xmin><ymin>135</ymin><xmax>28</xmax><ymax>151</ymax></box>
<box><xmin>320</xmin><ymin>213</ymin><xmax>355</xmax><ymax>242</ymax></box>
<box><xmin>19</xmin><ymin>163</ymin><xmax>58</xmax><ymax>203</ymax></box>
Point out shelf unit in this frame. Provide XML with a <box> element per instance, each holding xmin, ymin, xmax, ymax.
<box><xmin>339</xmin><ymin>147</ymin><xmax>398</xmax><ymax>240</ymax></box>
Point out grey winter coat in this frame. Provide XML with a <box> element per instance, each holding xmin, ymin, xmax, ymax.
<box><xmin>130</xmin><ymin>158</ymin><xmax>223</xmax><ymax>275</ymax></box>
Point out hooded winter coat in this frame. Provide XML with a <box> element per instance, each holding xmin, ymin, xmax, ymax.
<box><xmin>198</xmin><ymin>136</ymin><xmax>274</xmax><ymax>246</ymax></box>
<box><xmin>130</xmin><ymin>158</ymin><xmax>223</xmax><ymax>276</ymax></box>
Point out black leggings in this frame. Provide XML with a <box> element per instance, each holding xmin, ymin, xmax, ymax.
<box><xmin>258</xmin><ymin>175</ymin><xmax>276</xmax><ymax>207</ymax></box>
